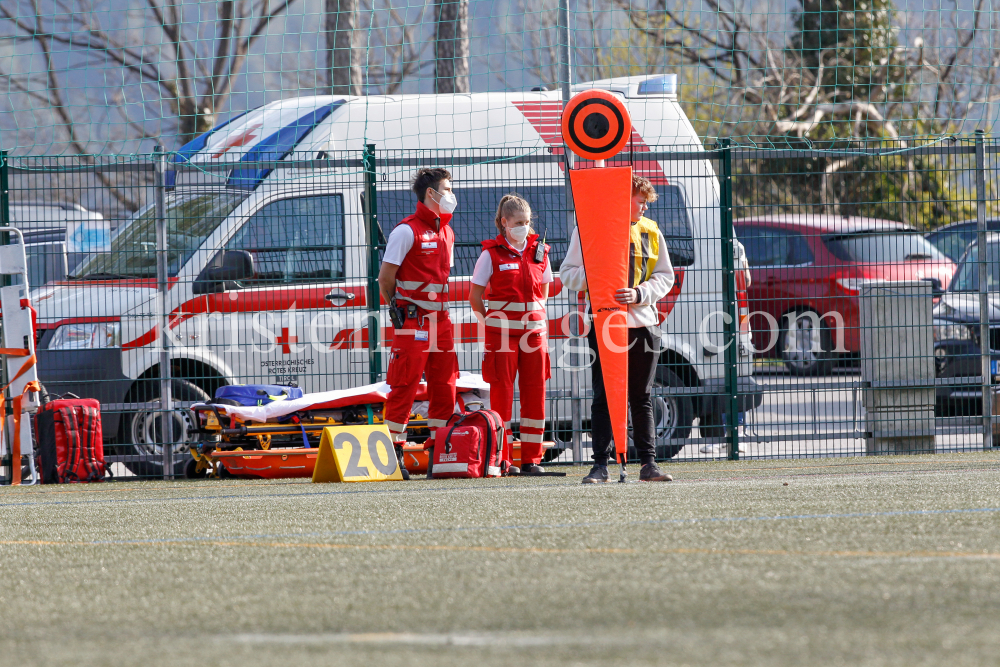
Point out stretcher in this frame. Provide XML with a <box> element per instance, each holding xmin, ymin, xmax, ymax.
<box><xmin>188</xmin><ymin>373</ymin><xmax>493</xmax><ymax>479</ymax></box>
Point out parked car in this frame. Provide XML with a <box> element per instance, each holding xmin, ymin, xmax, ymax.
<box><xmin>10</xmin><ymin>201</ymin><xmax>105</xmax><ymax>231</ymax></box>
<box><xmin>932</xmin><ymin>233</ymin><xmax>1000</xmax><ymax>404</ymax></box>
<box><xmin>925</xmin><ymin>219</ymin><xmax>1000</xmax><ymax>262</ymax></box>
<box><xmin>23</xmin><ymin>228</ymin><xmax>69</xmax><ymax>287</ymax></box>
<box><xmin>33</xmin><ymin>74</ymin><xmax>763</xmax><ymax>476</ymax></box>
<box><xmin>7</xmin><ymin>227</ymin><xmax>104</xmax><ymax>288</ymax></box>
<box><xmin>736</xmin><ymin>214</ymin><xmax>957</xmax><ymax>375</ymax></box>
<box><xmin>7</xmin><ymin>201</ymin><xmax>108</xmax><ymax>286</ymax></box>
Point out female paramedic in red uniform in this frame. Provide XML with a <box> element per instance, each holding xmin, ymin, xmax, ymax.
<box><xmin>469</xmin><ymin>194</ymin><xmax>552</xmax><ymax>476</ymax></box>
<box><xmin>377</xmin><ymin>168</ymin><xmax>460</xmax><ymax>480</ymax></box>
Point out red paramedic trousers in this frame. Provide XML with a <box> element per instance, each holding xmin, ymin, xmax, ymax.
<box><xmin>383</xmin><ymin>312</ymin><xmax>459</xmax><ymax>448</ymax></box>
<box><xmin>482</xmin><ymin>327</ymin><xmax>549</xmax><ymax>466</ymax></box>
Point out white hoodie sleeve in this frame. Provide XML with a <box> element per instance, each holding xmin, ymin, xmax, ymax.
<box><xmin>558</xmin><ymin>228</ymin><xmax>588</xmax><ymax>292</ymax></box>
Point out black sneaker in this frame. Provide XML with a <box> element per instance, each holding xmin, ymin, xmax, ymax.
<box><xmin>639</xmin><ymin>463</ymin><xmax>672</xmax><ymax>482</ymax></box>
<box><xmin>581</xmin><ymin>464</ymin><xmax>609</xmax><ymax>484</ymax></box>
<box><xmin>520</xmin><ymin>463</ymin><xmax>546</xmax><ymax>475</ymax></box>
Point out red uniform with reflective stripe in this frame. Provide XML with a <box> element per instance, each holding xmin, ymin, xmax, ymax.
<box><xmin>393</xmin><ymin>202</ymin><xmax>455</xmax><ymax>313</ymax></box>
<box><xmin>482</xmin><ymin>234</ymin><xmax>549</xmax><ymax>330</ymax></box>
<box><xmin>383</xmin><ymin>202</ymin><xmax>458</xmax><ymax>452</ymax></box>
<box><xmin>481</xmin><ymin>234</ymin><xmax>550</xmax><ymax>465</ymax></box>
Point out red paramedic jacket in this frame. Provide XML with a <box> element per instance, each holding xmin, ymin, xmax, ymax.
<box><xmin>482</xmin><ymin>233</ymin><xmax>549</xmax><ymax>331</ymax></box>
<box><xmin>393</xmin><ymin>201</ymin><xmax>455</xmax><ymax>315</ymax></box>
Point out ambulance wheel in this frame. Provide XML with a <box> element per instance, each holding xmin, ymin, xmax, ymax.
<box><xmin>698</xmin><ymin>412</ymin><xmax>725</xmax><ymax>439</ymax></box>
<box><xmin>120</xmin><ymin>378</ymin><xmax>210</xmax><ymax>478</ymax></box>
<box><xmin>651</xmin><ymin>368</ymin><xmax>693</xmax><ymax>459</ymax></box>
<box><xmin>184</xmin><ymin>457</ymin><xmax>208</xmax><ymax>479</ymax></box>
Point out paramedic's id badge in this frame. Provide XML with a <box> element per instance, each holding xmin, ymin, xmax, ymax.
<box><xmin>499</xmin><ymin>262</ymin><xmax>519</xmax><ymax>271</ymax></box>
<box><xmin>414</xmin><ymin>330</ymin><xmax>429</xmax><ymax>341</ymax></box>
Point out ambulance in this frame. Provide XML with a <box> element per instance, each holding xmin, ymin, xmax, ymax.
<box><xmin>33</xmin><ymin>74</ymin><xmax>762</xmax><ymax>475</ymax></box>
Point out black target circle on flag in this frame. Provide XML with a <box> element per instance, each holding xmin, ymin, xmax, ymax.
<box><xmin>560</xmin><ymin>89</ymin><xmax>632</xmax><ymax>161</ymax></box>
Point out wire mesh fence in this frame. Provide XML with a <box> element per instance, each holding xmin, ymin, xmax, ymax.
<box><xmin>1</xmin><ymin>0</ymin><xmax>999</xmax><ymax>156</ymax></box>
<box><xmin>2</xmin><ymin>139</ymin><xmax>999</xmax><ymax>482</ymax></box>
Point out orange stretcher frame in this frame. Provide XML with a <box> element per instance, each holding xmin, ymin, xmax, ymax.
<box><xmin>190</xmin><ymin>402</ymin><xmax>558</xmax><ymax>479</ymax></box>
<box><xmin>209</xmin><ymin>440</ymin><xmax>558</xmax><ymax>479</ymax></box>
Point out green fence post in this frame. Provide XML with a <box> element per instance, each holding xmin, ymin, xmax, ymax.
<box><xmin>363</xmin><ymin>144</ymin><xmax>382</xmax><ymax>384</ymax></box>
<box><xmin>0</xmin><ymin>151</ymin><xmax>8</xmax><ymax>482</ymax></box>
<box><xmin>720</xmin><ymin>139</ymin><xmax>740</xmax><ymax>461</ymax></box>
<box><xmin>975</xmin><ymin>130</ymin><xmax>992</xmax><ymax>451</ymax></box>
<box><xmin>0</xmin><ymin>151</ymin><xmax>9</xmax><ymax>249</ymax></box>
<box><xmin>153</xmin><ymin>146</ymin><xmax>174</xmax><ymax>479</ymax></box>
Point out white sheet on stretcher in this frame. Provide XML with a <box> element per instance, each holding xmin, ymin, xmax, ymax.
<box><xmin>197</xmin><ymin>372</ymin><xmax>491</xmax><ymax>424</ymax></box>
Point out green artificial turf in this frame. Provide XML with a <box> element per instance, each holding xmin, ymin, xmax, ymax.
<box><xmin>2</xmin><ymin>454</ymin><xmax>1000</xmax><ymax>666</ymax></box>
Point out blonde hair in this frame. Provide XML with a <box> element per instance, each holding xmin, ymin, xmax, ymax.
<box><xmin>494</xmin><ymin>193</ymin><xmax>533</xmax><ymax>234</ymax></box>
<box><xmin>632</xmin><ymin>175</ymin><xmax>659</xmax><ymax>203</ymax></box>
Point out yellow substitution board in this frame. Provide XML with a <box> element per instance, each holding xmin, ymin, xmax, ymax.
<box><xmin>312</xmin><ymin>424</ymin><xmax>404</xmax><ymax>483</ymax></box>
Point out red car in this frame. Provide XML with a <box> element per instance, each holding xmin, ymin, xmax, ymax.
<box><xmin>735</xmin><ymin>215</ymin><xmax>956</xmax><ymax>375</ymax></box>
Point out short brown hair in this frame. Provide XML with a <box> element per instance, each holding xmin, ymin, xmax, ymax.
<box><xmin>411</xmin><ymin>167</ymin><xmax>453</xmax><ymax>202</ymax></box>
<box><xmin>632</xmin><ymin>175</ymin><xmax>658</xmax><ymax>203</ymax></box>
<box><xmin>494</xmin><ymin>193</ymin><xmax>532</xmax><ymax>234</ymax></box>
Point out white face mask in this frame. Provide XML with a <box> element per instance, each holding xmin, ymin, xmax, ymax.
<box><xmin>438</xmin><ymin>192</ymin><xmax>458</xmax><ymax>215</ymax></box>
<box><xmin>507</xmin><ymin>225</ymin><xmax>529</xmax><ymax>244</ymax></box>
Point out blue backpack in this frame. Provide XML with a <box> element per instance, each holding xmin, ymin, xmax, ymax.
<box><xmin>214</xmin><ymin>384</ymin><xmax>304</xmax><ymax>407</ymax></box>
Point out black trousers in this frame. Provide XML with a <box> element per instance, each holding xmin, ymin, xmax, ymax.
<box><xmin>587</xmin><ymin>325</ymin><xmax>659</xmax><ymax>465</ymax></box>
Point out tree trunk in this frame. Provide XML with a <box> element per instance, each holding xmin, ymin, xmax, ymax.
<box><xmin>177</xmin><ymin>97</ymin><xmax>217</xmax><ymax>147</ymax></box>
<box><xmin>325</xmin><ymin>0</ymin><xmax>362</xmax><ymax>96</ymax></box>
<box><xmin>434</xmin><ymin>0</ymin><xmax>469</xmax><ymax>93</ymax></box>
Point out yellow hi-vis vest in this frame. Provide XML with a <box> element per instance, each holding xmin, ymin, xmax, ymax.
<box><xmin>628</xmin><ymin>216</ymin><xmax>660</xmax><ymax>289</ymax></box>
<box><xmin>580</xmin><ymin>217</ymin><xmax>660</xmax><ymax>295</ymax></box>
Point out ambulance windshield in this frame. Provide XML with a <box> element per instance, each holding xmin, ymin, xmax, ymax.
<box><xmin>71</xmin><ymin>192</ymin><xmax>249</xmax><ymax>279</ymax></box>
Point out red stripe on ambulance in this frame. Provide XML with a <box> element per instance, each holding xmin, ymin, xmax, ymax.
<box><xmin>512</xmin><ymin>101</ymin><xmax>669</xmax><ymax>184</ymax></box>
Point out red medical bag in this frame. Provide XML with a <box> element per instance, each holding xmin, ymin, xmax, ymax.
<box><xmin>431</xmin><ymin>408</ymin><xmax>506</xmax><ymax>479</ymax></box>
<box><xmin>35</xmin><ymin>397</ymin><xmax>108</xmax><ymax>483</ymax></box>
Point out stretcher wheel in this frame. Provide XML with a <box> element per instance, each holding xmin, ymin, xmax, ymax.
<box><xmin>184</xmin><ymin>457</ymin><xmax>208</xmax><ymax>479</ymax></box>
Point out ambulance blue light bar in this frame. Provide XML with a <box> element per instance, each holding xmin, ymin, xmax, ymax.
<box><xmin>227</xmin><ymin>100</ymin><xmax>345</xmax><ymax>190</ymax></box>
<box><xmin>637</xmin><ymin>75</ymin><xmax>677</xmax><ymax>96</ymax></box>
<box><xmin>165</xmin><ymin>109</ymin><xmax>253</xmax><ymax>189</ymax></box>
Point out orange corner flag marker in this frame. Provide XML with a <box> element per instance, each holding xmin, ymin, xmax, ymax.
<box><xmin>569</xmin><ymin>166</ymin><xmax>633</xmax><ymax>461</ymax></box>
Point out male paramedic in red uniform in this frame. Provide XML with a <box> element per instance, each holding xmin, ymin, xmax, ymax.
<box><xmin>378</xmin><ymin>168</ymin><xmax>460</xmax><ymax>479</ymax></box>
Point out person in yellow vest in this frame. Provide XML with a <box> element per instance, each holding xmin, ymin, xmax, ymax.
<box><xmin>561</xmin><ymin>175</ymin><xmax>676</xmax><ymax>483</ymax></box>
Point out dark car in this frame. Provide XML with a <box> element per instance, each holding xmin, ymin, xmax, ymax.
<box><xmin>925</xmin><ymin>219</ymin><xmax>1000</xmax><ymax>262</ymax></box>
<box><xmin>23</xmin><ymin>228</ymin><xmax>70</xmax><ymax>287</ymax></box>
<box><xmin>736</xmin><ymin>214</ymin><xmax>956</xmax><ymax>376</ymax></box>
<box><xmin>932</xmin><ymin>233</ymin><xmax>1000</xmax><ymax>403</ymax></box>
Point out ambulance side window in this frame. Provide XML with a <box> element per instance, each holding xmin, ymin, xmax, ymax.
<box><xmin>646</xmin><ymin>185</ymin><xmax>694</xmax><ymax>268</ymax></box>
<box><xmin>226</xmin><ymin>195</ymin><xmax>345</xmax><ymax>285</ymax></box>
<box><xmin>377</xmin><ymin>187</ymin><xmax>576</xmax><ymax>274</ymax></box>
